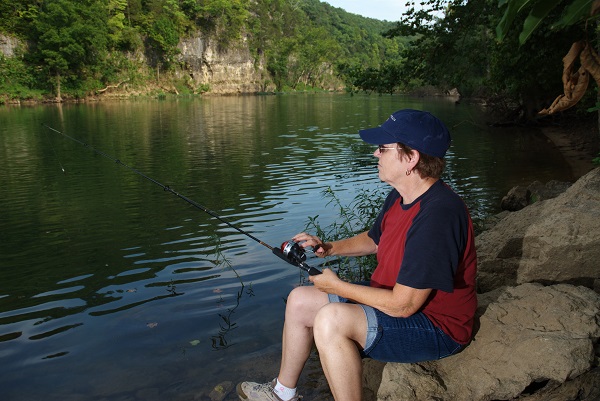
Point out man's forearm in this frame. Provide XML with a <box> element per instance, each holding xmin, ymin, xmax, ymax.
<box><xmin>327</xmin><ymin>231</ymin><xmax>377</xmax><ymax>257</ymax></box>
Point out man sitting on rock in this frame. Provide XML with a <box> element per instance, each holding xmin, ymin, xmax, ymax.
<box><xmin>237</xmin><ymin>109</ymin><xmax>478</xmax><ymax>401</ymax></box>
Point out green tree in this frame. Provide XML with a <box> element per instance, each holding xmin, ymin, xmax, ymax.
<box><xmin>0</xmin><ymin>0</ymin><xmax>39</xmax><ymax>35</ymax></box>
<box><xmin>387</xmin><ymin>0</ymin><xmax>584</xmax><ymax>120</ymax></box>
<box><xmin>107</xmin><ymin>0</ymin><xmax>126</xmax><ymax>38</ymax></box>
<box><xmin>148</xmin><ymin>15</ymin><xmax>180</xmax><ymax>69</ymax></box>
<box><xmin>0</xmin><ymin>53</ymin><xmax>40</xmax><ymax>102</ymax></box>
<box><xmin>497</xmin><ymin>0</ymin><xmax>600</xmax><ymax>44</ymax></box>
<box><xmin>379</xmin><ymin>60</ymin><xmax>404</xmax><ymax>94</ymax></box>
<box><xmin>32</xmin><ymin>0</ymin><xmax>109</xmax><ymax>100</ymax></box>
<box><xmin>266</xmin><ymin>37</ymin><xmax>296</xmax><ymax>91</ymax></box>
<box><xmin>140</xmin><ymin>0</ymin><xmax>191</xmax><ymax>73</ymax></box>
<box><xmin>386</xmin><ymin>0</ymin><xmax>498</xmax><ymax>96</ymax></box>
<box><xmin>197</xmin><ymin>0</ymin><xmax>250</xmax><ymax>48</ymax></box>
<box><xmin>289</xmin><ymin>27</ymin><xmax>341</xmax><ymax>88</ymax></box>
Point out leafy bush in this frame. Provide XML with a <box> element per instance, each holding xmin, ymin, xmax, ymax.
<box><xmin>0</xmin><ymin>54</ymin><xmax>43</xmax><ymax>101</ymax></box>
<box><xmin>304</xmin><ymin>186</ymin><xmax>387</xmax><ymax>282</ymax></box>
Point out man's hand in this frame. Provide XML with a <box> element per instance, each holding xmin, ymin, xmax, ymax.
<box><xmin>292</xmin><ymin>230</ymin><xmax>377</xmax><ymax>258</ymax></box>
<box><xmin>309</xmin><ymin>268</ymin><xmax>342</xmax><ymax>292</ymax></box>
<box><xmin>292</xmin><ymin>232</ymin><xmax>332</xmax><ymax>257</ymax></box>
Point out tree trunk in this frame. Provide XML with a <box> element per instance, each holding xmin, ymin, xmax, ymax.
<box><xmin>56</xmin><ymin>73</ymin><xmax>62</xmax><ymax>103</ymax></box>
<box><xmin>596</xmin><ymin>26</ymin><xmax>600</xmax><ymax>149</ymax></box>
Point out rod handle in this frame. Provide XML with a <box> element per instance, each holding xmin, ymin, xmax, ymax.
<box><xmin>306</xmin><ymin>265</ymin><xmax>322</xmax><ymax>276</ymax></box>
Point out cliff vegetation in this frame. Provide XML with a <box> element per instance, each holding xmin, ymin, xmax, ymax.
<box><xmin>0</xmin><ymin>0</ymin><xmax>407</xmax><ymax>101</ymax></box>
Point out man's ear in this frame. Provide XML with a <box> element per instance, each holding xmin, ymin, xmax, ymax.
<box><xmin>405</xmin><ymin>149</ymin><xmax>420</xmax><ymax>167</ymax></box>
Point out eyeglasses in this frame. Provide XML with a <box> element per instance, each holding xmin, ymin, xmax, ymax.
<box><xmin>377</xmin><ymin>145</ymin><xmax>398</xmax><ymax>153</ymax></box>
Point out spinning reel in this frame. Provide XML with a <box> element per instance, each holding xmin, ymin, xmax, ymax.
<box><xmin>277</xmin><ymin>240</ymin><xmax>322</xmax><ymax>275</ymax></box>
<box><xmin>281</xmin><ymin>240</ymin><xmax>307</xmax><ymax>265</ymax></box>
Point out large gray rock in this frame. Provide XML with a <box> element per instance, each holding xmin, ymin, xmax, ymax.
<box><xmin>362</xmin><ymin>283</ymin><xmax>600</xmax><ymax>401</ymax></box>
<box><xmin>500</xmin><ymin>180</ymin><xmax>572</xmax><ymax>211</ymax></box>
<box><xmin>477</xmin><ymin>167</ymin><xmax>600</xmax><ymax>293</ymax></box>
<box><xmin>362</xmin><ymin>168</ymin><xmax>600</xmax><ymax>401</ymax></box>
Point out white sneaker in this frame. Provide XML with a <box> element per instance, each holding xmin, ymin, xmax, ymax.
<box><xmin>236</xmin><ymin>379</ymin><xmax>302</xmax><ymax>401</ymax></box>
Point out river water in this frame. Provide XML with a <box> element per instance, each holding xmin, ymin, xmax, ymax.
<box><xmin>0</xmin><ymin>94</ymin><xmax>577</xmax><ymax>400</ymax></box>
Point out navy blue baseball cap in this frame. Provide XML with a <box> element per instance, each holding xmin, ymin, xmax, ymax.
<box><xmin>359</xmin><ymin>109</ymin><xmax>451</xmax><ymax>158</ymax></box>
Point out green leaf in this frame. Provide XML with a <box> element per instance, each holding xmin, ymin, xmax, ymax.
<box><xmin>496</xmin><ymin>0</ymin><xmax>535</xmax><ymax>41</ymax></box>
<box><xmin>518</xmin><ymin>0</ymin><xmax>563</xmax><ymax>44</ymax></box>
<box><xmin>553</xmin><ymin>0</ymin><xmax>594</xmax><ymax>29</ymax></box>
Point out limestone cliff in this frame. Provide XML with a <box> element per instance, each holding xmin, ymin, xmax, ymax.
<box><xmin>0</xmin><ymin>33</ymin><xmax>274</xmax><ymax>96</ymax></box>
<box><xmin>0</xmin><ymin>34</ymin><xmax>19</xmax><ymax>57</ymax></box>
<box><xmin>175</xmin><ymin>33</ymin><xmax>274</xmax><ymax>95</ymax></box>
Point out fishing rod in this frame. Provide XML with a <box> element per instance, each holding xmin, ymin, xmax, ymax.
<box><xmin>42</xmin><ymin>123</ymin><xmax>321</xmax><ymax>276</ymax></box>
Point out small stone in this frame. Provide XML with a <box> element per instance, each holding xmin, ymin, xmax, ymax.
<box><xmin>208</xmin><ymin>381</ymin><xmax>233</xmax><ymax>401</ymax></box>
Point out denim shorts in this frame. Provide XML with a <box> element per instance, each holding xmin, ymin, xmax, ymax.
<box><xmin>328</xmin><ymin>292</ymin><xmax>463</xmax><ymax>363</ymax></box>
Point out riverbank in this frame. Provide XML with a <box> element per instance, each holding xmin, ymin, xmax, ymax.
<box><xmin>540</xmin><ymin>117</ymin><xmax>599</xmax><ymax>179</ymax></box>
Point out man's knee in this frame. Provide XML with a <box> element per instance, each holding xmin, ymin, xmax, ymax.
<box><xmin>313</xmin><ymin>304</ymin><xmax>342</xmax><ymax>342</ymax></box>
<box><xmin>285</xmin><ymin>286</ymin><xmax>327</xmax><ymax>323</ymax></box>
<box><xmin>286</xmin><ymin>286</ymin><xmax>314</xmax><ymax>311</ymax></box>
<box><xmin>314</xmin><ymin>304</ymin><xmax>366</xmax><ymax>349</ymax></box>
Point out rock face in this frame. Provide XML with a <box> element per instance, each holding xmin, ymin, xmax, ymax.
<box><xmin>477</xmin><ymin>168</ymin><xmax>600</xmax><ymax>293</ymax></box>
<box><xmin>362</xmin><ymin>168</ymin><xmax>600</xmax><ymax>401</ymax></box>
<box><xmin>176</xmin><ymin>34</ymin><xmax>272</xmax><ymax>94</ymax></box>
<box><xmin>0</xmin><ymin>34</ymin><xmax>20</xmax><ymax>57</ymax></box>
<box><xmin>0</xmin><ymin>33</ymin><xmax>273</xmax><ymax>96</ymax></box>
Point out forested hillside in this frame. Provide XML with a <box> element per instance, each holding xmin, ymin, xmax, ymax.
<box><xmin>0</xmin><ymin>0</ymin><xmax>409</xmax><ymax>101</ymax></box>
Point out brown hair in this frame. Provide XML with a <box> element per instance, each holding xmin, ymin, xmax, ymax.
<box><xmin>397</xmin><ymin>143</ymin><xmax>445</xmax><ymax>179</ymax></box>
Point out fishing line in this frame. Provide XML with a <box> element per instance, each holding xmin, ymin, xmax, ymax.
<box><xmin>42</xmin><ymin>123</ymin><xmax>321</xmax><ymax>275</ymax></box>
<box><xmin>43</xmin><ymin>127</ymin><xmax>66</xmax><ymax>174</ymax></box>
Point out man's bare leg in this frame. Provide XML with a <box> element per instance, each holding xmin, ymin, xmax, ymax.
<box><xmin>313</xmin><ymin>303</ymin><xmax>367</xmax><ymax>401</ymax></box>
<box><xmin>277</xmin><ymin>285</ymin><xmax>330</xmax><ymax>388</ymax></box>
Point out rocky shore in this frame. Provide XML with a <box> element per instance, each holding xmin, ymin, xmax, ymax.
<box><xmin>540</xmin><ymin>120</ymin><xmax>598</xmax><ymax>179</ymax></box>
